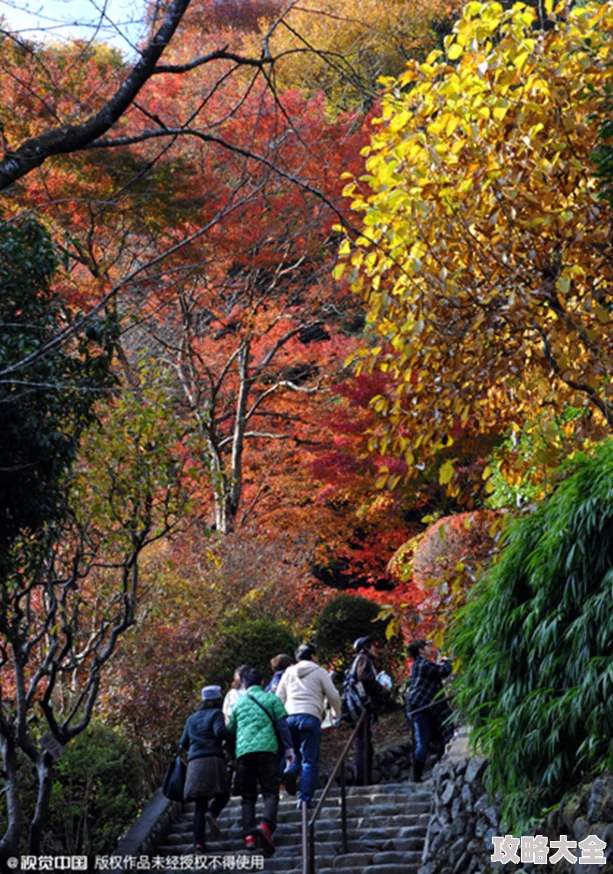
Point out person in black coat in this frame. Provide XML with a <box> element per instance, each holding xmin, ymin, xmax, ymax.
<box><xmin>179</xmin><ymin>685</ymin><xmax>232</xmax><ymax>852</ymax></box>
<box><xmin>351</xmin><ymin>636</ymin><xmax>388</xmax><ymax>784</ymax></box>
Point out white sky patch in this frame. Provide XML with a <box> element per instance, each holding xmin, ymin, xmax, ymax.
<box><xmin>0</xmin><ymin>0</ymin><xmax>150</xmax><ymax>57</ymax></box>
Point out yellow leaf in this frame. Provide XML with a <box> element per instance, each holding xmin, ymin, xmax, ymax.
<box><xmin>447</xmin><ymin>44</ymin><xmax>463</xmax><ymax>61</ymax></box>
<box><xmin>432</xmin><ymin>631</ymin><xmax>445</xmax><ymax>649</ymax></box>
<box><xmin>513</xmin><ymin>51</ymin><xmax>530</xmax><ymax>70</ymax></box>
<box><xmin>439</xmin><ymin>459</ymin><xmax>456</xmax><ymax>485</ymax></box>
<box><xmin>556</xmin><ymin>275</ymin><xmax>571</xmax><ymax>294</ymax></box>
<box><xmin>389</xmin><ymin>111</ymin><xmax>411</xmax><ymax>132</ymax></box>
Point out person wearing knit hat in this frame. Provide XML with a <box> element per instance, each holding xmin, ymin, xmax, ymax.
<box><xmin>179</xmin><ymin>685</ymin><xmax>233</xmax><ymax>853</ymax></box>
<box><xmin>202</xmin><ymin>685</ymin><xmax>222</xmax><ymax>700</ymax></box>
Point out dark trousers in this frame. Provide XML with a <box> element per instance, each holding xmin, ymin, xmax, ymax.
<box><xmin>354</xmin><ymin>715</ymin><xmax>373</xmax><ymax>785</ymax></box>
<box><xmin>236</xmin><ymin>751</ymin><xmax>280</xmax><ymax>834</ymax></box>
<box><xmin>412</xmin><ymin>712</ymin><xmax>433</xmax><ymax>765</ymax></box>
<box><xmin>193</xmin><ymin>791</ymin><xmax>230</xmax><ymax>845</ymax></box>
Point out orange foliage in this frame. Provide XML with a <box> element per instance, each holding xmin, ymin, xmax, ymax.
<box><xmin>384</xmin><ymin>510</ymin><xmax>503</xmax><ymax>644</ymax></box>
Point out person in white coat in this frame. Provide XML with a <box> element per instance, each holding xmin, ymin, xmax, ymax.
<box><xmin>275</xmin><ymin>643</ymin><xmax>342</xmax><ymax>807</ymax></box>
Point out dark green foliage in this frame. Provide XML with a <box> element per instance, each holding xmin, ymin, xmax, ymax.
<box><xmin>45</xmin><ymin>722</ymin><xmax>145</xmax><ymax>855</ymax></box>
<box><xmin>201</xmin><ymin>619</ymin><xmax>298</xmax><ymax>689</ymax></box>
<box><xmin>46</xmin><ymin>722</ymin><xmax>145</xmax><ymax>856</ymax></box>
<box><xmin>0</xmin><ymin>723</ymin><xmax>145</xmax><ymax>856</ymax></box>
<box><xmin>0</xmin><ymin>214</ymin><xmax>116</xmax><ymax>563</ymax></box>
<box><xmin>315</xmin><ymin>594</ymin><xmax>387</xmax><ymax>671</ymax></box>
<box><xmin>451</xmin><ymin>439</ymin><xmax>613</xmax><ymax>830</ymax></box>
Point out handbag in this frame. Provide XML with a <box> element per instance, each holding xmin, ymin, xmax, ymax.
<box><xmin>247</xmin><ymin>693</ymin><xmax>284</xmax><ymax>754</ymax></box>
<box><xmin>162</xmin><ymin>755</ymin><xmax>186</xmax><ymax>802</ymax></box>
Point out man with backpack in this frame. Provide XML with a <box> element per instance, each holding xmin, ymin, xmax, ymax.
<box><xmin>275</xmin><ymin>643</ymin><xmax>342</xmax><ymax>808</ymax></box>
<box><xmin>227</xmin><ymin>667</ymin><xmax>295</xmax><ymax>856</ymax></box>
<box><xmin>346</xmin><ymin>636</ymin><xmax>389</xmax><ymax>785</ymax></box>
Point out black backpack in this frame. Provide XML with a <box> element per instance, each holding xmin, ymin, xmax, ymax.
<box><xmin>341</xmin><ymin>657</ymin><xmax>373</xmax><ymax>725</ymax></box>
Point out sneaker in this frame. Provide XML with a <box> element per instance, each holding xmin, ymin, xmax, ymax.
<box><xmin>282</xmin><ymin>769</ymin><xmax>297</xmax><ymax>796</ymax></box>
<box><xmin>256</xmin><ymin>821</ymin><xmax>275</xmax><ymax>857</ymax></box>
<box><xmin>244</xmin><ymin>834</ymin><xmax>257</xmax><ymax>851</ymax></box>
<box><xmin>205</xmin><ymin>812</ymin><xmax>221</xmax><ymax>841</ymax></box>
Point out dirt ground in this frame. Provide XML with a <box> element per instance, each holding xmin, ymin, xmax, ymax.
<box><xmin>319</xmin><ymin>706</ymin><xmax>410</xmax><ymax>773</ymax></box>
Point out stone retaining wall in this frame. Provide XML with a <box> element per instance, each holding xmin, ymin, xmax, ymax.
<box><xmin>419</xmin><ymin>757</ymin><xmax>613</xmax><ymax>874</ymax></box>
<box><xmin>321</xmin><ymin>739</ymin><xmax>419</xmax><ymax>787</ymax></box>
<box><xmin>533</xmin><ymin>773</ymin><xmax>613</xmax><ymax>874</ymax></box>
<box><xmin>419</xmin><ymin>755</ymin><xmax>497</xmax><ymax>874</ymax></box>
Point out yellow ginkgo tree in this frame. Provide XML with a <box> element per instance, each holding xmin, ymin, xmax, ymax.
<box><xmin>241</xmin><ymin>0</ymin><xmax>463</xmax><ymax>110</ymax></box>
<box><xmin>336</xmin><ymin>0</ymin><xmax>613</xmax><ymax>492</ymax></box>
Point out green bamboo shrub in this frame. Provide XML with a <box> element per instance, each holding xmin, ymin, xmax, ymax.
<box><xmin>451</xmin><ymin>439</ymin><xmax>613</xmax><ymax>830</ymax></box>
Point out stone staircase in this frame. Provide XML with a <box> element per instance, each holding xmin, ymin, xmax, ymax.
<box><xmin>153</xmin><ymin>781</ymin><xmax>432</xmax><ymax>873</ymax></box>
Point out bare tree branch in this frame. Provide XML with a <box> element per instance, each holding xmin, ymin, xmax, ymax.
<box><xmin>0</xmin><ymin>0</ymin><xmax>192</xmax><ymax>190</ymax></box>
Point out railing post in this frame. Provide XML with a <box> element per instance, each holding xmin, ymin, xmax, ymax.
<box><xmin>308</xmin><ymin>817</ymin><xmax>316</xmax><ymax>874</ymax></box>
<box><xmin>340</xmin><ymin>759</ymin><xmax>348</xmax><ymax>854</ymax></box>
<box><xmin>300</xmin><ymin>710</ymin><xmax>375</xmax><ymax>873</ymax></box>
<box><xmin>362</xmin><ymin>713</ymin><xmax>369</xmax><ymax>786</ymax></box>
<box><xmin>302</xmin><ymin>802</ymin><xmax>309</xmax><ymax>874</ymax></box>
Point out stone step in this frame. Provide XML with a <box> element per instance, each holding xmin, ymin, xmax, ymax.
<box><xmin>164</xmin><ymin>814</ymin><xmax>429</xmax><ymax>846</ymax></box>
<box><xmin>362</xmin><ymin>868</ymin><xmax>421</xmax><ymax>874</ymax></box>
<box><xmin>153</xmin><ymin>778</ymin><xmax>433</xmax><ymax>874</ymax></box>
<box><xmin>172</xmin><ymin>810</ymin><xmax>430</xmax><ymax>834</ymax></box>
<box><xmin>178</xmin><ymin>797</ymin><xmax>429</xmax><ymax>816</ymax></box>
<box><xmin>317</xmin><ymin>868</ymin><xmax>420</xmax><ymax>874</ymax></box>
<box><xmin>159</xmin><ymin>830</ymin><xmax>426</xmax><ymax>854</ymax></box>
<box><xmin>180</xmin><ymin>786</ymin><xmax>430</xmax><ymax>810</ymax></box>
<box><xmin>270</xmin><ymin>849</ymin><xmax>423</xmax><ymax>867</ymax></box>
<box><xmin>162</xmin><ymin>860</ymin><xmax>422</xmax><ymax>874</ymax></box>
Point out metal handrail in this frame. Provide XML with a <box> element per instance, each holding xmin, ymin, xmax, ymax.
<box><xmin>404</xmin><ymin>692</ymin><xmax>456</xmax><ymax>718</ymax></box>
<box><xmin>301</xmin><ymin>710</ymin><xmax>368</xmax><ymax>874</ymax></box>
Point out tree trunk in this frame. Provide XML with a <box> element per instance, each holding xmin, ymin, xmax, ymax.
<box><xmin>28</xmin><ymin>754</ymin><xmax>54</xmax><ymax>855</ymax></box>
<box><xmin>0</xmin><ymin>732</ymin><xmax>22</xmax><ymax>861</ymax></box>
<box><xmin>229</xmin><ymin>343</ymin><xmax>250</xmax><ymax>522</ymax></box>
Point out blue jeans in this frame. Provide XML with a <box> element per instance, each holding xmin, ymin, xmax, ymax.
<box><xmin>412</xmin><ymin>712</ymin><xmax>432</xmax><ymax>764</ymax></box>
<box><xmin>286</xmin><ymin>714</ymin><xmax>322</xmax><ymax>802</ymax></box>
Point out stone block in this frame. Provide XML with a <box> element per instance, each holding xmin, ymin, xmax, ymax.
<box><xmin>574</xmin><ymin>816</ymin><xmax>590</xmax><ymax>842</ymax></box>
<box><xmin>588</xmin><ymin>778</ymin><xmax>613</xmax><ymax>824</ymax></box>
<box><xmin>465</xmin><ymin>758</ymin><xmax>487</xmax><ymax>785</ymax></box>
<box><xmin>441</xmin><ymin>780</ymin><xmax>456</xmax><ymax>806</ymax></box>
<box><xmin>449</xmin><ymin>837</ymin><xmax>467</xmax><ymax>866</ymax></box>
<box><xmin>452</xmin><ymin>851</ymin><xmax>470</xmax><ymax>874</ymax></box>
<box><xmin>461</xmin><ymin>784</ymin><xmax>474</xmax><ymax>812</ymax></box>
<box><xmin>562</xmin><ymin>793</ymin><xmax>586</xmax><ymax>829</ymax></box>
<box><xmin>474</xmin><ymin>819</ymin><xmax>488</xmax><ymax>839</ymax></box>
